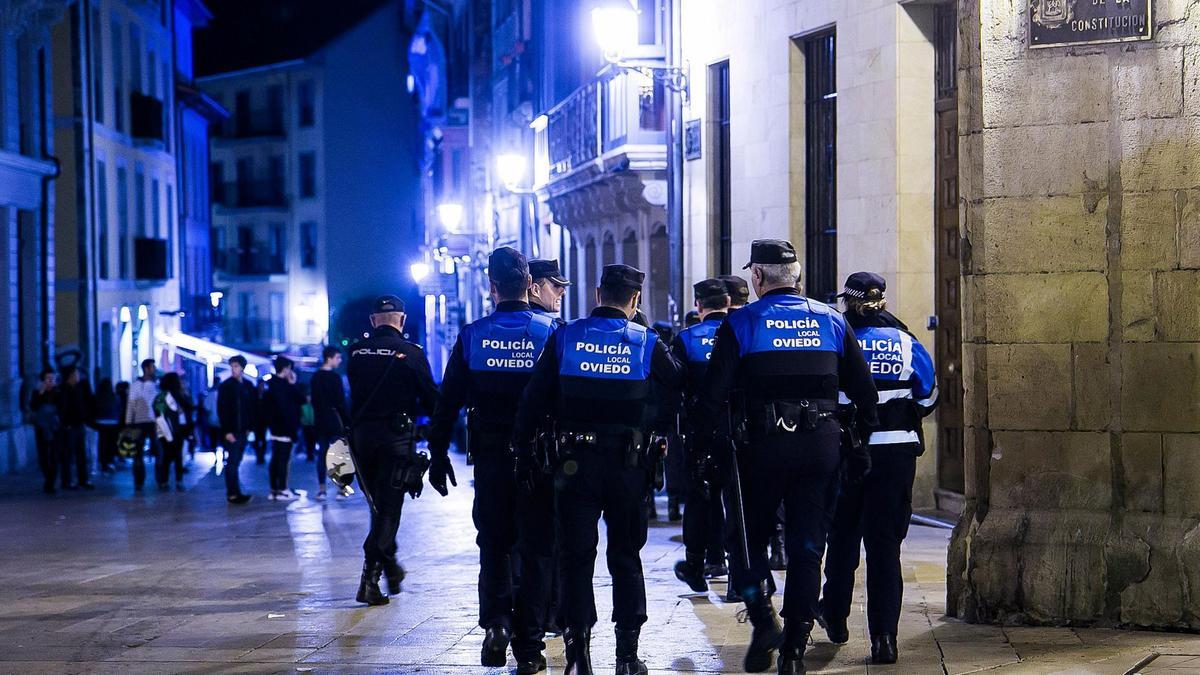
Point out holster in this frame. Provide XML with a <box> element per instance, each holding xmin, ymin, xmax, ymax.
<box><xmin>838</xmin><ymin>404</ymin><xmax>865</xmax><ymax>456</ymax></box>
<box><xmin>646</xmin><ymin>433</ymin><xmax>668</xmax><ymax>490</ymax></box>
<box><xmin>748</xmin><ymin>399</ymin><xmax>837</xmax><ymax>437</ymax></box>
<box><xmin>535</xmin><ymin>426</ymin><xmax>559</xmax><ymax>475</ymax></box>
<box><xmin>557</xmin><ymin>428</ymin><xmax>645</xmax><ymax>468</ymax></box>
<box><xmin>392</xmin><ymin>451</ymin><xmax>430</xmax><ymax>492</ymax></box>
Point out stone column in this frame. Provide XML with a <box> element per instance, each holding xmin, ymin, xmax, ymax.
<box><xmin>949</xmin><ymin>0</ymin><xmax>1200</xmax><ymax>629</ymax></box>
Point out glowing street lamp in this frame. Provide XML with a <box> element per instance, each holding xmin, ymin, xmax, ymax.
<box><xmin>591</xmin><ymin>5</ymin><xmax>639</xmax><ymax>62</ymax></box>
<box><xmin>410</xmin><ymin>261</ymin><xmax>432</xmax><ymax>283</ymax></box>
<box><xmin>436</xmin><ymin>202</ymin><xmax>464</xmax><ymax>232</ymax></box>
<box><xmin>496</xmin><ymin>153</ymin><xmax>528</xmax><ymax>190</ymax></box>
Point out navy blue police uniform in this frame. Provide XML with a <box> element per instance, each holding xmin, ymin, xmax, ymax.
<box><xmin>427</xmin><ymin>248</ymin><xmax>557</xmax><ymax>669</ymax></box>
<box><xmin>819</xmin><ymin>273</ymin><xmax>937</xmax><ymax>664</ymax></box>
<box><xmin>346</xmin><ymin>295</ymin><xmax>439</xmax><ymax>604</ymax></box>
<box><xmin>672</xmin><ymin>279</ymin><xmax>732</xmax><ymax>591</ymax></box>
<box><xmin>513</xmin><ymin>264</ymin><xmax>683</xmax><ymax>674</ymax></box>
<box><xmin>529</xmin><ymin>258</ymin><xmax>570</xmax><ymax>327</ymax></box>
<box><xmin>696</xmin><ymin>241</ymin><xmax>878</xmax><ymax>673</ymax></box>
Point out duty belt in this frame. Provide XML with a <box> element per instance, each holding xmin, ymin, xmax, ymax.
<box><xmin>747</xmin><ymin>399</ymin><xmax>839</xmax><ymax>436</ymax></box>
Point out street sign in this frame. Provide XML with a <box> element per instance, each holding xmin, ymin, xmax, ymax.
<box><xmin>1030</xmin><ymin>0</ymin><xmax>1152</xmax><ymax>48</ymax></box>
<box><xmin>419</xmin><ymin>273</ymin><xmax>458</xmax><ymax>298</ymax></box>
<box><xmin>685</xmin><ymin>119</ymin><xmax>702</xmax><ymax>160</ymax></box>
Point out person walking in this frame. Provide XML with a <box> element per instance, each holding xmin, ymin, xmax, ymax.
<box><xmin>217</xmin><ymin>355</ymin><xmax>256</xmax><ymax>504</ymax></box>
<box><xmin>29</xmin><ymin>369</ymin><xmax>61</xmax><ymax>494</ymax></box>
<box><xmin>264</xmin><ymin>356</ymin><xmax>305</xmax><ymax>500</ymax></box>
<box><xmin>310</xmin><ymin>346</ymin><xmax>348</xmax><ymax>501</ymax></box>
<box><xmin>93</xmin><ymin>378</ymin><xmax>121</xmax><ymax>473</ymax></box>
<box><xmin>59</xmin><ymin>365</ymin><xmax>95</xmax><ymax>490</ymax></box>
<box><xmin>153</xmin><ymin>372</ymin><xmax>191</xmax><ymax>491</ymax></box>
<box><xmin>124</xmin><ymin>359</ymin><xmax>159</xmax><ymax>491</ymax></box>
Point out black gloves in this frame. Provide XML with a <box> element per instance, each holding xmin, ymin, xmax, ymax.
<box><xmin>844</xmin><ymin>445</ymin><xmax>872</xmax><ymax>485</ymax></box>
<box><xmin>513</xmin><ymin>442</ymin><xmax>539</xmax><ymax>495</ymax></box>
<box><xmin>428</xmin><ymin>451</ymin><xmax>456</xmax><ymax>497</ymax></box>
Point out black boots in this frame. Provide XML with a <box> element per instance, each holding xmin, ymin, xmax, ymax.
<box><xmin>514</xmin><ymin>652</ymin><xmax>547</xmax><ymax>675</ymax></box>
<box><xmin>674</xmin><ymin>555</ymin><xmax>709</xmax><ymax>593</ymax></box>
<box><xmin>817</xmin><ymin>605</ymin><xmax>848</xmax><ymax>645</ymax></box>
<box><xmin>563</xmin><ymin>626</ymin><xmax>593</xmax><ymax>675</ymax></box>
<box><xmin>667</xmin><ymin>496</ymin><xmax>682</xmax><ymax>521</ymax></box>
<box><xmin>481</xmin><ymin>625</ymin><xmax>512</xmax><ymax>667</ymax></box>
<box><xmin>614</xmin><ymin>627</ymin><xmax>648</xmax><ymax>675</ymax></box>
<box><xmin>871</xmin><ymin>634</ymin><xmax>898</xmax><ymax>664</ymax></box>
<box><xmin>355</xmin><ymin>562</ymin><xmax>388</xmax><ymax>606</ymax></box>
<box><xmin>743</xmin><ymin>598</ymin><xmax>784</xmax><ymax>672</ymax></box>
<box><xmin>768</xmin><ymin>528</ymin><xmax>787</xmax><ymax>571</ymax></box>
<box><xmin>777</xmin><ymin>620</ymin><xmax>812</xmax><ymax>674</ymax></box>
<box><xmin>382</xmin><ymin>557</ymin><xmax>405</xmax><ymax>595</ymax></box>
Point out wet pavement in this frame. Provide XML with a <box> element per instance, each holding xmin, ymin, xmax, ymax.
<box><xmin>3</xmin><ymin>449</ymin><xmax>1200</xmax><ymax>674</ymax></box>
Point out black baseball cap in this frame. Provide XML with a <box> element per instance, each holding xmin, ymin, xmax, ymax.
<box><xmin>529</xmin><ymin>258</ymin><xmax>571</xmax><ymax>286</ymax></box>
<box><xmin>488</xmin><ymin>246</ymin><xmax>529</xmax><ymax>284</ymax></box>
<box><xmin>600</xmin><ymin>264</ymin><xmax>645</xmax><ymax>291</ymax></box>
<box><xmin>837</xmin><ymin>271</ymin><xmax>887</xmax><ymax>300</ymax></box>
<box><xmin>693</xmin><ymin>278</ymin><xmax>730</xmax><ymax>301</ymax></box>
<box><xmin>742</xmin><ymin>239</ymin><xmax>798</xmax><ymax>269</ymax></box>
<box><xmin>718</xmin><ymin>275</ymin><xmax>750</xmax><ymax>305</ymax></box>
<box><xmin>372</xmin><ymin>294</ymin><xmax>405</xmax><ymax>314</ymax></box>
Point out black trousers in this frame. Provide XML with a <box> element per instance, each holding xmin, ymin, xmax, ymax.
<box><xmin>223</xmin><ymin>433</ymin><xmax>248</xmax><ymax>497</ymax></box>
<box><xmin>35</xmin><ymin>429</ymin><xmax>58</xmax><ymax>490</ymax></box>
<box><xmin>664</xmin><ymin>432</ymin><xmax>687</xmax><ymax>500</ymax></box>
<box><xmin>59</xmin><ymin>425</ymin><xmax>88</xmax><ymax>487</ymax></box>
<box><xmin>354</xmin><ymin>421</ymin><xmax>412</xmax><ymax>565</ymax></box>
<box><xmin>682</xmin><ymin>438</ymin><xmax>726</xmax><ymax>566</ymax></box>
<box><xmin>269</xmin><ymin>440</ymin><xmax>294</xmax><ymax>491</ymax></box>
<box><xmin>556</xmin><ymin>442</ymin><xmax>651</xmax><ymax>631</ymax></box>
<box><xmin>821</xmin><ymin>444</ymin><xmax>918</xmax><ymax>638</ymax></box>
<box><xmin>156</xmin><ymin>436</ymin><xmax>185</xmax><ymax>485</ymax></box>
<box><xmin>728</xmin><ymin>419</ymin><xmax>841</xmax><ymax>621</ymax></box>
<box><xmin>132</xmin><ymin>422</ymin><xmax>158</xmax><ymax>489</ymax></box>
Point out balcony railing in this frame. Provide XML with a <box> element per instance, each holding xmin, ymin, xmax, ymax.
<box><xmin>215</xmin><ymin>180</ymin><xmax>287</xmax><ymax>209</ymax></box>
<box><xmin>231</xmin><ymin>110</ymin><xmax>285</xmax><ymax>138</ymax></box>
<box><xmin>217</xmin><ymin>247</ymin><xmax>287</xmax><ymax>277</ymax></box>
<box><xmin>131</xmin><ymin>92</ymin><xmax>165</xmax><ymax>142</ymax></box>
<box><xmin>536</xmin><ymin>67</ymin><xmax>667</xmax><ymax>185</ymax></box>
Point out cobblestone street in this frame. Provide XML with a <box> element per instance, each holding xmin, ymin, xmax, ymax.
<box><xmin>0</xmin><ymin>451</ymin><xmax>1197</xmax><ymax>674</ymax></box>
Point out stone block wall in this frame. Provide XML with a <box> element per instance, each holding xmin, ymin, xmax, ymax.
<box><xmin>949</xmin><ymin>0</ymin><xmax>1200</xmax><ymax>629</ymax></box>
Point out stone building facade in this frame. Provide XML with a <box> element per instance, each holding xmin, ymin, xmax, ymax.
<box><xmin>948</xmin><ymin>0</ymin><xmax>1200</xmax><ymax>629</ymax></box>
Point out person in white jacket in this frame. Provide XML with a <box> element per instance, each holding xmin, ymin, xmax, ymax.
<box><xmin>124</xmin><ymin>359</ymin><xmax>159</xmax><ymax>490</ymax></box>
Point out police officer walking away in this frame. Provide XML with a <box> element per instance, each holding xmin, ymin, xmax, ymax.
<box><xmin>513</xmin><ymin>264</ymin><xmax>683</xmax><ymax>675</ymax></box>
<box><xmin>347</xmin><ymin>295</ymin><xmax>439</xmax><ymax>606</ymax></box>
<box><xmin>427</xmin><ymin>248</ymin><xmax>557</xmax><ymax>673</ymax></box>
<box><xmin>528</xmin><ymin>258</ymin><xmax>570</xmax><ymax>324</ymax></box>
<box><xmin>672</xmin><ymin>279</ymin><xmax>732</xmax><ymax>593</ymax></box>
<box><xmin>819</xmin><ymin>272</ymin><xmax>937</xmax><ymax>665</ymax></box>
<box><xmin>696</xmin><ymin>240</ymin><xmax>878</xmax><ymax>673</ymax></box>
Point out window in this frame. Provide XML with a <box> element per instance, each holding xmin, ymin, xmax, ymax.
<box><xmin>297</xmin><ymin>80</ymin><xmax>314</xmax><ymax>127</ymax></box>
<box><xmin>301</xmin><ymin>221</ymin><xmax>317</xmax><ymax>268</ymax></box>
<box><xmin>97</xmin><ymin>160</ymin><xmax>109</xmax><ymax>279</ymax></box>
<box><xmin>622</xmin><ymin>230</ymin><xmax>638</xmax><ymax>267</ymax></box>
<box><xmin>710</xmin><ymin>60</ymin><xmax>732</xmax><ymax>275</ymax></box>
<box><xmin>92</xmin><ymin>8</ymin><xmax>104</xmax><ymax>124</ymax></box>
<box><xmin>602</xmin><ymin>234</ymin><xmax>615</xmax><ymax>268</ymax></box>
<box><xmin>210</xmin><ymin>161</ymin><xmax>224</xmax><ymax>204</ymax></box>
<box><xmin>117</xmin><ymin>166</ymin><xmax>129</xmax><ymax>278</ymax></box>
<box><xmin>135</xmin><ymin>164</ymin><xmax>146</xmax><ymax>236</ymax></box>
<box><xmin>803</xmin><ymin>30</ymin><xmax>837</xmax><ymax>302</ymax></box>
<box><xmin>211</xmin><ymin>227</ymin><xmax>226</xmax><ymax>271</ymax></box>
<box><xmin>268</xmin><ymin>155</ymin><xmax>284</xmax><ymax>198</ymax></box>
<box><xmin>269</xmin><ymin>223</ymin><xmax>286</xmax><ymax>273</ymax></box>
<box><xmin>637</xmin><ymin>0</ymin><xmax>658</xmax><ymax>44</ymax></box>
<box><xmin>266</xmin><ymin>85</ymin><xmax>283</xmax><ymax>131</ymax></box>
<box><xmin>112</xmin><ymin>21</ymin><xmax>123</xmax><ymax>132</ymax></box>
<box><xmin>298</xmin><ymin>152</ymin><xmax>316</xmax><ymax>197</ymax></box>
<box><xmin>235</xmin><ymin>89</ymin><xmax>250</xmax><ymax>135</ymax></box>
<box><xmin>269</xmin><ymin>292</ymin><xmax>285</xmax><ymax>343</ymax></box>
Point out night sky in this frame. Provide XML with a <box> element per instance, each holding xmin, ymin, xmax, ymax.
<box><xmin>196</xmin><ymin>0</ymin><xmax>392</xmax><ymax>76</ymax></box>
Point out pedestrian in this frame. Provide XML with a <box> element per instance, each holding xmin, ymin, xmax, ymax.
<box><xmin>29</xmin><ymin>368</ymin><xmax>61</xmax><ymax>494</ymax></box>
<box><xmin>311</xmin><ymin>345</ymin><xmax>349</xmax><ymax>501</ymax></box>
<box><xmin>93</xmin><ymin>378</ymin><xmax>120</xmax><ymax>473</ymax></box>
<box><xmin>818</xmin><ymin>272</ymin><xmax>938</xmax><ymax>665</ymax></box>
<box><xmin>264</xmin><ymin>356</ymin><xmax>305</xmax><ymax>500</ymax></box>
<box><xmin>427</xmin><ymin>248</ymin><xmax>557</xmax><ymax>673</ymax></box>
<box><xmin>153</xmin><ymin>372</ymin><xmax>191</xmax><ymax>491</ymax></box>
<box><xmin>217</xmin><ymin>355</ymin><xmax>256</xmax><ymax>504</ymax></box>
<box><xmin>512</xmin><ymin>263</ymin><xmax>684</xmax><ymax>675</ymax></box>
<box><xmin>347</xmin><ymin>294</ymin><xmax>439</xmax><ymax>606</ymax></box>
<box><xmin>672</xmin><ymin>279</ymin><xmax>733</xmax><ymax>594</ymax></box>
<box><xmin>59</xmin><ymin>365</ymin><xmax>95</xmax><ymax>490</ymax></box>
<box><xmin>124</xmin><ymin>359</ymin><xmax>160</xmax><ymax>491</ymax></box>
<box><xmin>695</xmin><ymin>240</ymin><xmax>879</xmax><ymax>673</ymax></box>
<box><xmin>528</xmin><ymin>258</ymin><xmax>570</xmax><ymax>325</ymax></box>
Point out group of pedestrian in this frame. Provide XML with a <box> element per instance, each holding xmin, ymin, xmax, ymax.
<box><xmin>339</xmin><ymin>239</ymin><xmax>938</xmax><ymax>675</ymax></box>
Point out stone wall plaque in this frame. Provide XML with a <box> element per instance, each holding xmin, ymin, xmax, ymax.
<box><xmin>1030</xmin><ymin>0</ymin><xmax>1152</xmax><ymax>49</ymax></box>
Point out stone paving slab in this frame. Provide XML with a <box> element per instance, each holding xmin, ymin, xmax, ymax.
<box><xmin>1</xmin><ymin>451</ymin><xmax>1199</xmax><ymax>673</ymax></box>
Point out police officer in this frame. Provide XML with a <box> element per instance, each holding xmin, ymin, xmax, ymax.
<box><xmin>426</xmin><ymin>248</ymin><xmax>557</xmax><ymax>673</ymax></box>
<box><xmin>513</xmin><ymin>264</ymin><xmax>683</xmax><ymax>675</ymax></box>
<box><xmin>347</xmin><ymin>295</ymin><xmax>439</xmax><ymax>606</ymax></box>
<box><xmin>719</xmin><ymin>274</ymin><xmax>750</xmax><ymax>312</ymax></box>
<box><xmin>819</xmin><ymin>272</ymin><xmax>937</xmax><ymax>665</ymax></box>
<box><xmin>672</xmin><ymin>279</ymin><xmax>733</xmax><ymax>593</ymax></box>
<box><xmin>696</xmin><ymin>240</ymin><xmax>878</xmax><ymax>673</ymax></box>
<box><xmin>529</xmin><ymin>259</ymin><xmax>571</xmax><ymax>324</ymax></box>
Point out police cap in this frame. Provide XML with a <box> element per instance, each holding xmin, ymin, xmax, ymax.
<box><xmin>742</xmin><ymin>239</ymin><xmax>798</xmax><ymax>269</ymax></box>
<box><xmin>718</xmin><ymin>274</ymin><xmax>750</xmax><ymax>305</ymax></box>
<box><xmin>693</xmin><ymin>278</ymin><xmax>730</xmax><ymax>301</ymax></box>
<box><xmin>599</xmin><ymin>263</ymin><xmax>645</xmax><ymax>291</ymax></box>
<box><xmin>488</xmin><ymin>246</ymin><xmax>529</xmax><ymax>284</ymax></box>
<box><xmin>837</xmin><ymin>271</ymin><xmax>887</xmax><ymax>301</ymax></box>
<box><xmin>372</xmin><ymin>295</ymin><xmax>406</xmax><ymax>314</ymax></box>
<box><xmin>529</xmin><ymin>258</ymin><xmax>571</xmax><ymax>286</ymax></box>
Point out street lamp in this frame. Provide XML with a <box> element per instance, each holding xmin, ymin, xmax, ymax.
<box><xmin>591</xmin><ymin>5</ymin><xmax>639</xmax><ymax>62</ymax></box>
<box><xmin>436</xmin><ymin>202</ymin><xmax>464</xmax><ymax>232</ymax></box>
<box><xmin>410</xmin><ymin>262</ymin><xmax>431</xmax><ymax>283</ymax></box>
<box><xmin>496</xmin><ymin>153</ymin><xmax>528</xmax><ymax>192</ymax></box>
